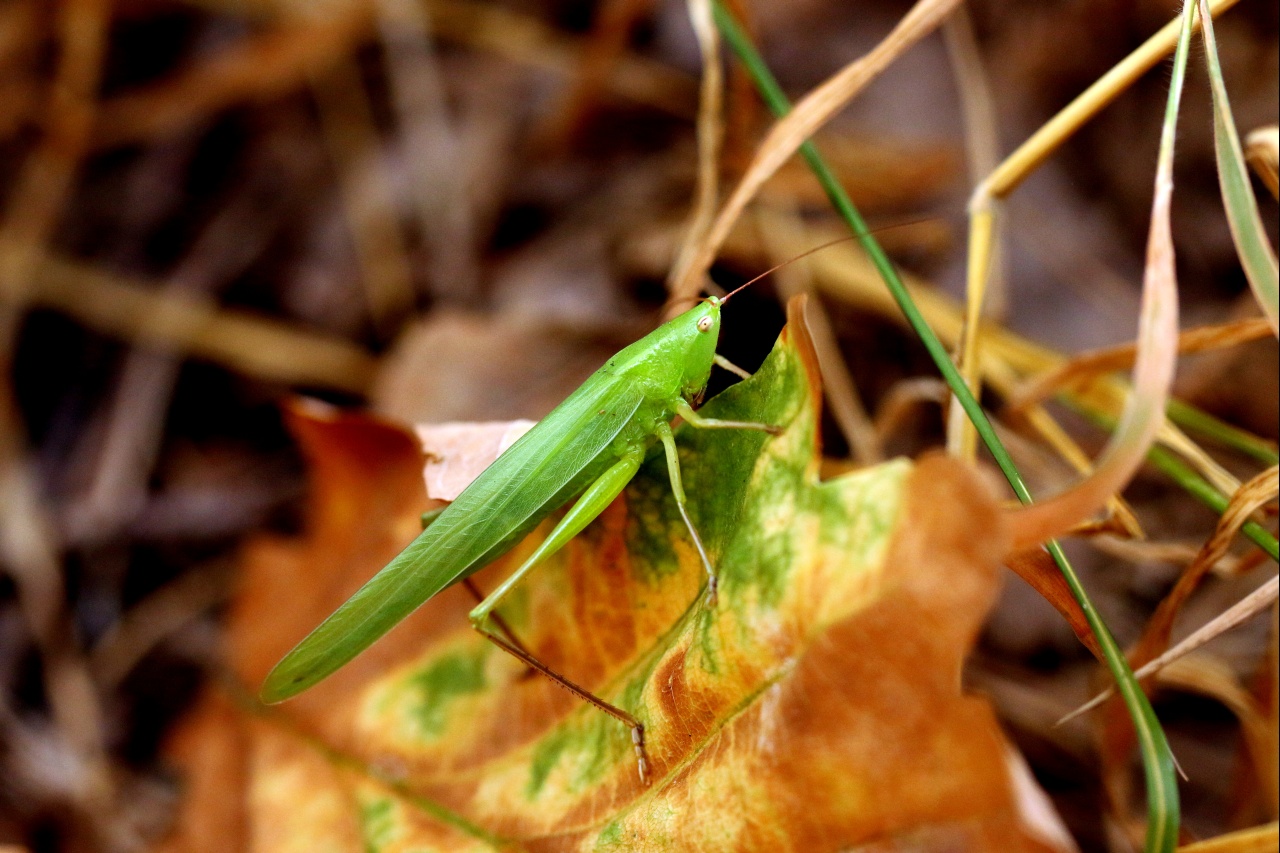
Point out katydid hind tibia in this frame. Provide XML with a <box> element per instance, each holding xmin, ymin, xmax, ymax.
<box><xmin>259</xmin><ymin>293</ymin><xmax>779</xmax><ymax>783</ymax></box>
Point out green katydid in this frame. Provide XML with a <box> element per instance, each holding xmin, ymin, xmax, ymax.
<box><xmin>260</xmin><ymin>282</ymin><xmax>787</xmax><ymax>783</ymax></box>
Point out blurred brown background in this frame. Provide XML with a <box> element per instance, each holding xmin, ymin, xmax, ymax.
<box><xmin>0</xmin><ymin>0</ymin><xmax>1275</xmax><ymax>850</ymax></box>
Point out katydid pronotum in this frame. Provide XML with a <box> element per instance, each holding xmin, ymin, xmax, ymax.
<box><xmin>257</xmin><ymin>230</ymin><xmax>889</xmax><ymax>781</ymax></box>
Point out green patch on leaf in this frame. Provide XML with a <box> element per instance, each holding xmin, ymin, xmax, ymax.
<box><xmin>357</xmin><ymin>795</ymin><xmax>397</xmax><ymax>853</ymax></box>
<box><xmin>407</xmin><ymin>647</ymin><xmax>488</xmax><ymax>737</ymax></box>
<box><xmin>526</xmin><ymin>706</ymin><xmax>631</xmax><ymax>799</ymax></box>
<box><xmin>364</xmin><ymin>644</ymin><xmax>491</xmax><ymax>742</ymax></box>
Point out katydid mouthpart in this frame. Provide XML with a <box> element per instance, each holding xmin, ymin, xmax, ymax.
<box><xmin>260</xmin><ymin>289</ymin><xmax>783</xmax><ymax>784</ymax></box>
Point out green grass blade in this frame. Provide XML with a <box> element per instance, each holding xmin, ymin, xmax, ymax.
<box><xmin>1149</xmin><ymin>446</ymin><xmax>1280</xmax><ymax>562</ymax></box>
<box><xmin>712</xmin><ymin>3</ymin><xmax>1182</xmax><ymax>848</ymax></box>
<box><xmin>1067</xmin><ymin>401</ymin><xmax>1279</xmax><ymax>560</ymax></box>
<box><xmin>1197</xmin><ymin>0</ymin><xmax>1280</xmax><ymax>330</ymax></box>
<box><xmin>1166</xmin><ymin>398</ymin><xmax>1279</xmax><ymax>467</ymax></box>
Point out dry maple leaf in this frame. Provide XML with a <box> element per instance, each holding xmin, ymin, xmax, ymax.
<box><xmin>153</xmin><ymin>300</ymin><xmax>1072</xmax><ymax>852</ymax></box>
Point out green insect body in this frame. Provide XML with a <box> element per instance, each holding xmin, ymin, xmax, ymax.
<box><xmin>260</xmin><ymin>295</ymin><xmax>777</xmax><ymax>783</ymax></box>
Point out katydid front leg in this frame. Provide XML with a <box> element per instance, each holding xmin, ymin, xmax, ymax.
<box><xmin>666</xmin><ymin>399</ymin><xmax>779</xmax><ymax>606</ymax></box>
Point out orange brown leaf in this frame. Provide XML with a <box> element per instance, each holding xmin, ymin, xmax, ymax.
<box><xmin>154</xmin><ymin>300</ymin><xmax>1068</xmax><ymax>851</ymax></box>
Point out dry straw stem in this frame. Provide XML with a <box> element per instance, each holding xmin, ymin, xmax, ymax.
<box><xmin>1245</xmin><ymin>126</ymin><xmax>1279</xmax><ymax>200</ymax></box>
<box><xmin>1090</xmin><ymin>536</ymin><xmax>1247</xmax><ymax>576</ymax></box>
<box><xmin>960</xmin><ymin>0</ymin><xmax>1240</xmax><ymax>487</ymax></box>
<box><xmin>665</xmin><ymin>0</ymin><xmax>726</xmax><ymax>302</ymax></box>
<box><xmin>669</xmin><ymin>0</ymin><xmax>963</xmax><ymax>307</ymax></box>
<box><xmin>1009</xmin><ymin>317</ymin><xmax>1276</xmax><ymax>413</ymax></box>
<box><xmin>1132</xmin><ymin>465</ymin><xmax>1279</xmax><ymax>661</ymax></box>
<box><xmin>1061</xmin><ymin>575</ymin><xmax>1278</xmax><ymax>725</ymax></box>
<box><xmin>943</xmin><ymin>4</ymin><xmax>1004</xmax><ymax>462</ymax></box>
<box><xmin>11</xmin><ymin>254</ymin><xmax>378</xmax><ymax>393</ymax></box>
<box><xmin>724</xmin><ymin>217</ymin><xmax>1241</xmax><ymax>503</ymax></box>
<box><xmin>969</xmin><ymin>0</ymin><xmax>1242</xmax><ymax>207</ymax></box>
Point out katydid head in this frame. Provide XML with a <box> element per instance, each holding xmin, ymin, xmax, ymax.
<box><xmin>665</xmin><ymin>220</ymin><xmax>926</xmax><ymax>397</ymax></box>
<box><xmin>668</xmin><ymin>295</ymin><xmax>722</xmax><ymax>399</ymax></box>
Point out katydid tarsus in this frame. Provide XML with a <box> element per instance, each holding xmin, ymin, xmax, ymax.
<box><xmin>261</xmin><ymin>238</ymin><xmax>865</xmax><ymax>784</ymax></box>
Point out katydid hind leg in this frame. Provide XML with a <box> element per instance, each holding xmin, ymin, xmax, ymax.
<box><xmin>467</xmin><ymin>451</ymin><xmax>653</xmax><ymax>784</ymax></box>
<box><xmin>461</xmin><ymin>577</ymin><xmax>537</xmax><ymax>679</ymax></box>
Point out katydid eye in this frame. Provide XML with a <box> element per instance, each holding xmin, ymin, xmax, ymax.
<box><xmin>696</xmin><ymin>316</ymin><xmax>713</xmax><ymax>332</ymax></box>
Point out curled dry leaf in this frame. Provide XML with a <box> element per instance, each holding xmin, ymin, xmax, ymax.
<box><xmin>153</xmin><ymin>311</ymin><xmax>1069</xmax><ymax>851</ymax></box>
<box><xmin>416</xmin><ymin>420</ymin><xmax>535</xmax><ymax>502</ymax></box>
<box><xmin>1245</xmin><ymin>126</ymin><xmax>1279</xmax><ymax>200</ymax></box>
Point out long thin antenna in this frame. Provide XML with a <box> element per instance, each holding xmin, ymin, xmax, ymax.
<box><xmin>720</xmin><ymin>234</ymin><xmax>859</xmax><ymax>303</ymax></box>
<box><xmin>720</xmin><ymin>216</ymin><xmax>936</xmax><ymax>304</ymax></box>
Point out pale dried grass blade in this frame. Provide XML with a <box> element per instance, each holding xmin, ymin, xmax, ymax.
<box><xmin>873</xmin><ymin>377</ymin><xmax>948</xmax><ymax>444</ymax></box>
<box><xmin>1178</xmin><ymin>464</ymin><xmax>1276</xmax><ymax>582</ymax></box>
<box><xmin>1090</xmin><ymin>536</ymin><xmax>1238</xmax><ymax>574</ymax></box>
<box><xmin>1020</xmin><ymin>405</ymin><xmax>1145</xmax><ymax>539</ymax></box>
<box><xmin>964</xmin><ymin>0</ymin><xmax>1242</xmax><ymax>369</ymax></box>
<box><xmin>975</xmin><ymin>0</ymin><xmax>1242</xmax><ymax>203</ymax></box>
<box><xmin>1010</xmin><ymin>317</ymin><xmax>1274</xmax><ymax>412</ymax></box>
<box><xmin>1007</xmin><ymin>139</ymin><xmax>1181</xmax><ymax>550</ymax></box>
<box><xmin>670</xmin><ymin>0</ymin><xmax>963</xmax><ymax>305</ymax></box>
<box><xmin>665</xmin><ymin>0</ymin><xmax>725</xmax><ymax>305</ymax></box>
<box><xmin>1133</xmin><ymin>465</ymin><xmax>1278</xmax><ymax>654</ymax></box>
<box><xmin>729</xmin><ymin>204</ymin><xmax>1247</xmax><ymax>504</ymax></box>
<box><xmin>1060</xmin><ymin>575</ymin><xmax>1278</xmax><ymax>725</ymax></box>
<box><xmin>1158</xmin><ymin>419</ymin><xmax>1243</xmax><ymax>498</ymax></box>
<box><xmin>942</xmin><ymin>7</ymin><xmax>1001</xmax><ymax>286</ymax></box>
